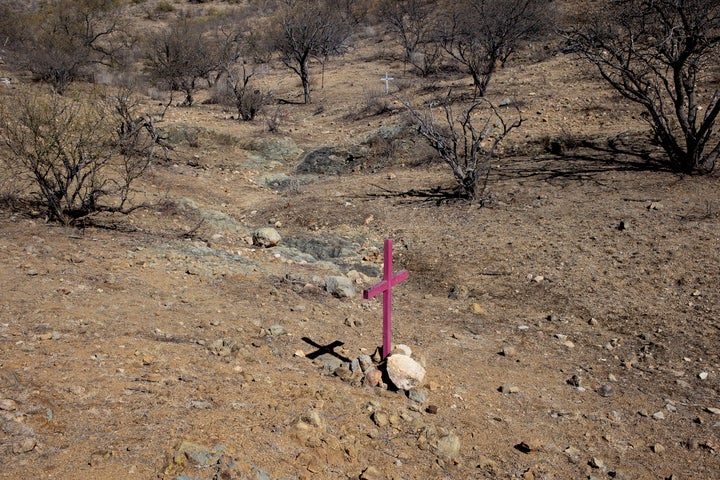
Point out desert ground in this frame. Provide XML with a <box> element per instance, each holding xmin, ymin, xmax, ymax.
<box><xmin>1</xmin><ymin>4</ymin><xmax>720</xmax><ymax>480</ymax></box>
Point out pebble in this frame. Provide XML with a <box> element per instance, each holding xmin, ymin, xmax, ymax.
<box><xmin>363</xmin><ymin>368</ymin><xmax>383</xmax><ymax>388</ymax></box>
<box><xmin>325</xmin><ymin>275</ymin><xmax>356</xmax><ymax>298</ymax></box>
<box><xmin>597</xmin><ymin>384</ymin><xmax>614</xmax><ymax>397</ymax></box>
<box><xmin>698</xmin><ymin>371</ymin><xmax>709</xmax><ymax>380</ymax></box>
<box><xmin>435</xmin><ymin>432</ymin><xmax>461</xmax><ymax>460</ymax></box>
<box><xmin>0</xmin><ymin>399</ymin><xmax>17</xmax><ymax>411</ymax></box>
<box><xmin>266</xmin><ymin>324</ymin><xmax>284</xmax><ymax>336</ymax></box>
<box><xmin>12</xmin><ymin>437</ymin><xmax>36</xmax><ymax>454</ymax></box>
<box><xmin>499</xmin><ymin>384</ymin><xmax>520</xmax><ymax>394</ymax></box>
<box><xmin>359</xmin><ymin>466</ymin><xmax>383</xmax><ymax>480</ymax></box>
<box><xmin>517</xmin><ymin>439</ymin><xmax>543</xmax><ymax>453</ymax></box>
<box><xmin>705</xmin><ymin>407</ymin><xmax>720</xmax><ymax>415</ymax></box>
<box><xmin>652</xmin><ymin>411</ymin><xmax>666</xmax><ymax>420</ymax></box>
<box><xmin>652</xmin><ymin>443</ymin><xmax>665</xmax><ymax>453</ymax></box>
<box><xmin>252</xmin><ymin>227</ymin><xmax>281</xmax><ymax>247</ymax></box>
<box><xmin>372</xmin><ymin>411</ymin><xmax>389</xmax><ymax>428</ymax></box>
<box><xmin>358</xmin><ymin>354</ymin><xmax>373</xmax><ymax>372</ymax></box>
<box><xmin>501</xmin><ymin>346</ymin><xmax>517</xmax><ymax>357</ymax></box>
<box><xmin>408</xmin><ymin>390</ymin><xmax>427</xmax><ymax>404</ymax></box>
<box><xmin>589</xmin><ymin>457</ymin><xmax>605</xmax><ymax>469</ymax></box>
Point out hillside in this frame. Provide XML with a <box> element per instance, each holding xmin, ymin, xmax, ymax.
<box><xmin>1</xmin><ymin>2</ymin><xmax>719</xmax><ymax>479</ymax></box>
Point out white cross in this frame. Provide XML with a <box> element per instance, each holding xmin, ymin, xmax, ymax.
<box><xmin>381</xmin><ymin>72</ymin><xmax>394</xmax><ymax>94</ymax></box>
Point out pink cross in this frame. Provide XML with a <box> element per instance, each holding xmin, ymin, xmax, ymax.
<box><xmin>363</xmin><ymin>239</ymin><xmax>409</xmax><ymax>359</ymax></box>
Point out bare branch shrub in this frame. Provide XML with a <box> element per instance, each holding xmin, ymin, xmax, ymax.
<box><xmin>144</xmin><ymin>18</ymin><xmax>221</xmax><ymax>106</ymax></box>
<box><xmin>267</xmin><ymin>0</ymin><xmax>353</xmax><ymax>103</ymax></box>
<box><xmin>0</xmin><ymin>88</ymin><xmax>162</xmax><ymax>225</ymax></box>
<box><xmin>439</xmin><ymin>0</ymin><xmax>554</xmax><ymax>96</ymax></box>
<box><xmin>566</xmin><ymin>0</ymin><xmax>720</xmax><ymax>174</ymax></box>
<box><xmin>380</xmin><ymin>0</ymin><xmax>443</xmax><ymax>76</ymax></box>
<box><xmin>403</xmin><ymin>93</ymin><xmax>523</xmax><ymax>201</ymax></box>
<box><xmin>2</xmin><ymin>0</ymin><xmax>129</xmax><ymax>94</ymax></box>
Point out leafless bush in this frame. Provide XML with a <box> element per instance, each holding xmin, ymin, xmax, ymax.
<box><xmin>0</xmin><ymin>89</ymin><xmax>163</xmax><ymax>225</ymax></box>
<box><xmin>403</xmin><ymin>92</ymin><xmax>523</xmax><ymax>201</ymax></box>
<box><xmin>566</xmin><ymin>0</ymin><xmax>720</xmax><ymax>173</ymax></box>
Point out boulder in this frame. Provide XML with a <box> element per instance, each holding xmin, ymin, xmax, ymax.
<box><xmin>386</xmin><ymin>354</ymin><xmax>425</xmax><ymax>390</ymax></box>
<box><xmin>325</xmin><ymin>275</ymin><xmax>356</xmax><ymax>298</ymax></box>
<box><xmin>252</xmin><ymin>227</ymin><xmax>281</xmax><ymax>248</ymax></box>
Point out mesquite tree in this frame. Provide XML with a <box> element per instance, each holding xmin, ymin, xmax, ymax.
<box><xmin>269</xmin><ymin>0</ymin><xmax>352</xmax><ymax>103</ymax></box>
<box><xmin>439</xmin><ymin>0</ymin><xmax>553</xmax><ymax>96</ymax></box>
<box><xmin>404</xmin><ymin>93</ymin><xmax>523</xmax><ymax>201</ymax></box>
<box><xmin>567</xmin><ymin>0</ymin><xmax>720</xmax><ymax>173</ymax></box>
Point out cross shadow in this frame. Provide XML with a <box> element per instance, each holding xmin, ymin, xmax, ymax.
<box><xmin>302</xmin><ymin>337</ymin><xmax>351</xmax><ymax>363</ymax></box>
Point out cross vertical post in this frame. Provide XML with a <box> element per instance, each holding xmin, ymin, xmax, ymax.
<box><xmin>381</xmin><ymin>72</ymin><xmax>394</xmax><ymax>94</ymax></box>
<box><xmin>363</xmin><ymin>239</ymin><xmax>409</xmax><ymax>359</ymax></box>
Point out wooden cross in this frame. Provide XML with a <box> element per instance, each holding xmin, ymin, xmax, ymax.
<box><xmin>363</xmin><ymin>239</ymin><xmax>408</xmax><ymax>359</ymax></box>
<box><xmin>381</xmin><ymin>72</ymin><xmax>394</xmax><ymax>94</ymax></box>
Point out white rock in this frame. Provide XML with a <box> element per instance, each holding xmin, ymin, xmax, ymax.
<box><xmin>393</xmin><ymin>344</ymin><xmax>412</xmax><ymax>356</ymax></box>
<box><xmin>325</xmin><ymin>276</ymin><xmax>356</xmax><ymax>298</ymax></box>
<box><xmin>386</xmin><ymin>354</ymin><xmax>425</xmax><ymax>390</ymax></box>
<box><xmin>252</xmin><ymin>227</ymin><xmax>281</xmax><ymax>247</ymax></box>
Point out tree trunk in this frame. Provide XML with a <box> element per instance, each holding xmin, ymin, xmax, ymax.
<box><xmin>300</xmin><ymin>57</ymin><xmax>311</xmax><ymax>104</ymax></box>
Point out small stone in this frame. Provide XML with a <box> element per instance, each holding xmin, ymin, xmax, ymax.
<box><xmin>563</xmin><ymin>341</ymin><xmax>575</xmax><ymax>348</ymax></box>
<box><xmin>325</xmin><ymin>276</ymin><xmax>356</xmax><ymax>298</ymax></box>
<box><xmin>294</xmin><ymin>350</ymin><xmax>305</xmax><ymax>357</ymax></box>
<box><xmin>499</xmin><ymin>384</ymin><xmax>520</xmax><ymax>394</ymax></box>
<box><xmin>517</xmin><ymin>439</ymin><xmax>543</xmax><ymax>453</ymax></box>
<box><xmin>501</xmin><ymin>346</ymin><xmax>517</xmax><ymax>357</ymax></box>
<box><xmin>652</xmin><ymin>443</ymin><xmax>665</xmax><ymax>453</ymax></box>
<box><xmin>705</xmin><ymin>407</ymin><xmax>720</xmax><ymax>415</ymax></box>
<box><xmin>471</xmin><ymin>303</ymin><xmax>485</xmax><ymax>314</ymax></box>
<box><xmin>358</xmin><ymin>354</ymin><xmax>374</xmax><ymax>372</ymax></box>
<box><xmin>567</xmin><ymin>375</ymin><xmax>581</xmax><ymax>387</ymax></box>
<box><xmin>359</xmin><ymin>466</ymin><xmax>383</xmax><ymax>480</ymax></box>
<box><xmin>267</xmin><ymin>324</ymin><xmax>284</xmax><ymax>336</ymax></box>
<box><xmin>435</xmin><ymin>433</ymin><xmax>461</xmax><ymax>460</ymax></box>
<box><xmin>386</xmin><ymin>354</ymin><xmax>426</xmax><ymax>390</ymax></box>
<box><xmin>392</xmin><ymin>344</ymin><xmax>412</xmax><ymax>356</ymax></box>
<box><xmin>532</xmin><ymin>275</ymin><xmax>544</xmax><ymax>283</ymax></box>
<box><xmin>408</xmin><ymin>390</ymin><xmax>427</xmax><ymax>404</ymax></box>
<box><xmin>618</xmin><ymin>220</ymin><xmax>629</xmax><ymax>231</ymax></box>
<box><xmin>589</xmin><ymin>457</ymin><xmax>605</xmax><ymax>469</ymax></box>
<box><xmin>350</xmin><ymin>358</ymin><xmax>361</xmax><ymax>373</ymax></box>
<box><xmin>0</xmin><ymin>399</ymin><xmax>17</xmax><ymax>411</ymax></box>
<box><xmin>608</xmin><ymin>373</ymin><xmax>618</xmax><ymax>382</ymax></box>
<box><xmin>363</xmin><ymin>368</ymin><xmax>383</xmax><ymax>388</ymax></box>
<box><xmin>597</xmin><ymin>384</ymin><xmax>614</xmax><ymax>397</ymax></box>
<box><xmin>699</xmin><ymin>371</ymin><xmax>709</xmax><ymax>380</ymax></box>
<box><xmin>372</xmin><ymin>411</ymin><xmax>389</xmax><ymax>428</ymax></box>
<box><xmin>448</xmin><ymin>285</ymin><xmax>469</xmax><ymax>300</ymax></box>
<box><xmin>652</xmin><ymin>411</ymin><xmax>666</xmax><ymax>420</ymax></box>
<box><xmin>12</xmin><ymin>437</ymin><xmax>36</xmax><ymax>454</ymax></box>
<box><xmin>426</xmin><ymin>405</ymin><xmax>438</xmax><ymax>414</ymax></box>
<box><xmin>334</xmin><ymin>365</ymin><xmax>354</xmax><ymax>382</ymax></box>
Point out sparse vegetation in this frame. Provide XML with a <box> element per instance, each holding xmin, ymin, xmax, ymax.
<box><xmin>567</xmin><ymin>0</ymin><xmax>720</xmax><ymax>173</ymax></box>
<box><xmin>1</xmin><ymin>0</ymin><xmax>129</xmax><ymax>94</ymax></box>
<box><xmin>404</xmin><ymin>93</ymin><xmax>523</xmax><ymax>201</ymax></box>
<box><xmin>0</xmin><ymin>88</ymin><xmax>162</xmax><ymax>225</ymax></box>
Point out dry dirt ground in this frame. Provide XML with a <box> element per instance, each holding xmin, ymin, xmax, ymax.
<box><xmin>2</xmin><ymin>13</ymin><xmax>720</xmax><ymax>480</ymax></box>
